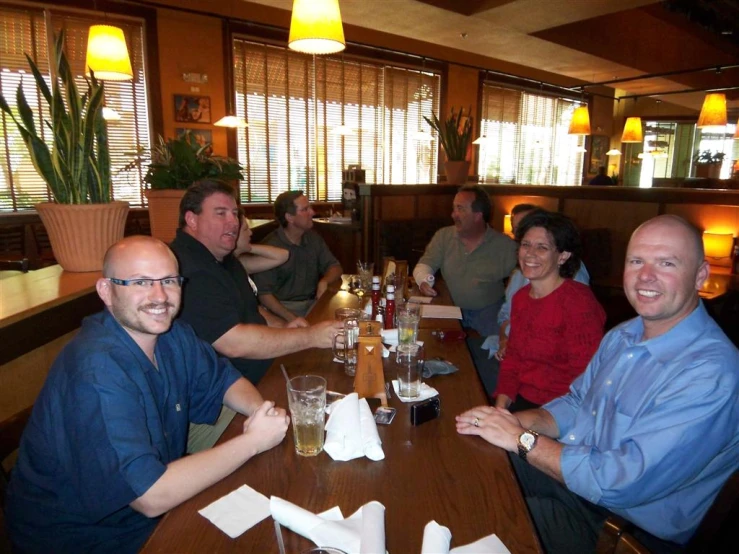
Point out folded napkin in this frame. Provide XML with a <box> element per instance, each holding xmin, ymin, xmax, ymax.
<box><xmin>422</xmin><ymin>521</ymin><xmax>511</xmax><ymax>553</ymax></box>
<box><xmin>271</xmin><ymin>496</ymin><xmax>386</xmax><ymax>554</ymax></box>
<box><xmin>480</xmin><ymin>334</ymin><xmax>500</xmax><ymax>360</ymax></box>
<box><xmin>408</xmin><ymin>295</ymin><xmax>433</xmax><ymax>304</ymax></box>
<box><xmin>380</xmin><ymin>328</ymin><xmax>398</xmax><ymax>345</ymax></box>
<box><xmin>391</xmin><ymin>380</ymin><xmax>439</xmax><ymax>403</ymax></box>
<box><xmin>324</xmin><ymin>393</ymin><xmax>385</xmax><ymax>461</ymax></box>
<box><xmin>198</xmin><ymin>484</ymin><xmax>271</xmax><ymax>538</ymax></box>
<box><xmin>387</xmin><ymin>340</ymin><xmax>423</xmax><ymax>353</ymax></box>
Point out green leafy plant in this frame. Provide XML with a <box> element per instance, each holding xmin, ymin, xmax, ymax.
<box><xmin>0</xmin><ymin>31</ymin><xmax>110</xmax><ymax>204</ymax></box>
<box><xmin>694</xmin><ymin>150</ymin><xmax>726</xmax><ymax>165</ymax></box>
<box><xmin>145</xmin><ymin>131</ymin><xmax>243</xmax><ymax>190</ymax></box>
<box><xmin>423</xmin><ymin>106</ymin><xmax>473</xmax><ymax>161</ymax></box>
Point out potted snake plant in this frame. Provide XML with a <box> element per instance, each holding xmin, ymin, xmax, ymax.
<box><xmin>424</xmin><ymin>106</ymin><xmax>473</xmax><ymax>184</ymax></box>
<box><xmin>0</xmin><ymin>31</ymin><xmax>128</xmax><ymax>272</ymax></box>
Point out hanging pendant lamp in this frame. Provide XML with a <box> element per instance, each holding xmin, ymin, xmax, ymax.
<box><xmin>568</xmin><ymin>105</ymin><xmax>591</xmax><ymax>135</ymax></box>
<box><xmin>289</xmin><ymin>0</ymin><xmax>345</xmax><ymax>55</ymax></box>
<box><xmin>85</xmin><ymin>25</ymin><xmax>133</xmax><ymax>81</ymax></box>
<box><xmin>621</xmin><ymin>117</ymin><xmax>643</xmax><ymax>143</ymax></box>
<box><xmin>697</xmin><ymin>93</ymin><xmax>727</xmax><ymax>130</ymax></box>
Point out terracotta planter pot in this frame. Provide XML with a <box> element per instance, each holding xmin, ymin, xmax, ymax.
<box><xmin>695</xmin><ymin>163</ymin><xmax>721</xmax><ymax>179</ymax></box>
<box><xmin>145</xmin><ymin>189</ymin><xmax>186</xmax><ymax>244</ymax></box>
<box><xmin>36</xmin><ymin>201</ymin><xmax>129</xmax><ymax>272</ymax></box>
<box><xmin>445</xmin><ymin>160</ymin><xmax>471</xmax><ymax>185</ymax></box>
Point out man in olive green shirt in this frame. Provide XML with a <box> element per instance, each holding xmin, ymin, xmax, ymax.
<box><xmin>413</xmin><ymin>185</ymin><xmax>517</xmax><ymax>336</ymax></box>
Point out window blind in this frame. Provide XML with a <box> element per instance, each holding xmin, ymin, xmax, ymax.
<box><xmin>232</xmin><ymin>37</ymin><xmax>440</xmax><ymax>203</ymax></box>
<box><xmin>0</xmin><ymin>6</ymin><xmax>151</xmax><ymax>211</ymax></box>
<box><xmin>478</xmin><ymin>83</ymin><xmax>584</xmax><ymax>185</ymax></box>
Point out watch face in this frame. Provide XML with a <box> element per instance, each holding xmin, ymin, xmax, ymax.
<box><xmin>520</xmin><ymin>432</ymin><xmax>536</xmax><ymax>450</ymax></box>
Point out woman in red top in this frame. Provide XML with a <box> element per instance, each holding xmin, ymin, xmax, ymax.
<box><xmin>493</xmin><ymin>211</ymin><xmax>605</xmax><ymax>412</ymax></box>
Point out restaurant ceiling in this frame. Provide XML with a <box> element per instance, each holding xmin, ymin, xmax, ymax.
<box><xmin>248</xmin><ymin>0</ymin><xmax>739</xmax><ymax>113</ymax></box>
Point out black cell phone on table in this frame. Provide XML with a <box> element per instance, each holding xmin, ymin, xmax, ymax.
<box><xmin>375</xmin><ymin>407</ymin><xmax>397</xmax><ymax>425</ymax></box>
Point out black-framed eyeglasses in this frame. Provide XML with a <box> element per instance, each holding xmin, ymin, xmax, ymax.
<box><xmin>107</xmin><ymin>276</ymin><xmax>185</xmax><ymax>288</ymax></box>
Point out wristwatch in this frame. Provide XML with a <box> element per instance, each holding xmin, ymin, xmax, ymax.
<box><xmin>517</xmin><ymin>429</ymin><xmax>539</xmax><ymax>462</ymax></box>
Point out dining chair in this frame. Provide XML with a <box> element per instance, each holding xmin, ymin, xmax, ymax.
<box><xmin>595</xmin><ymin>469</ymin><xmax>739</xmax><ymax>554</ymax></box>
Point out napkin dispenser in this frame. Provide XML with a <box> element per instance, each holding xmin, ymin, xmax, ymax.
<box><xmin>354</xmin><ymin>333</ymin><xmax>387</xmax><ymax>406</ymax></box>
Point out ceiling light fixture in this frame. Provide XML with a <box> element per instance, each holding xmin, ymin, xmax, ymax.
<box><xmin>697</xmin><ymin>92</ymin><xmax>727</xmax><ymax>131</ymax></box>
<box><xmin>621</xmin><ymin>117</ymin><xmax>643</xmax><ymax>143</ymax></box>
<box><xmin>606</xmin><ymin>149</ymin><xmax>622</xmax><ymax>156</ymax></box>
<box><xmin>214</xmin><ymin>115</ymin><xmax>248</xmax><ymax>128</ymax></box>
<box><xmin>568</xmin><ymin>105</ymin><xmax>591</xmax><ymax>135</ymax></box>
<box><xmin>288</xmin><ymin>0</ymin><xmax>345</xmax><ymax>55</ymax></box>
<box><xmin>85</xmin><ymin>24</ymin><xmax>133</xmax><ymax>81</ymax></box>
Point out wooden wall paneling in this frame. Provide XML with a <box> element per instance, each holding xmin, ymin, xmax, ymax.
<box><xmin>417</xmin><ymin>193</ymin><xmax>456</xmax><ymax>220</ymax></box>
<box><xmin>563</xmin><ymin>199</ymin><xmax>660</xmax><ymax>275</ymax></box>
<box><xmin>0</xmin><ymin>331</ymin><xmax>76</xmax><ymax>421</ymax></box>
<box><xmin>379</xmin><ymin>196</ymin><xmax>417</xmax><ymax>220</ymax></box>
<box><xmin>489</xmin><ymin>195</ymin><xmax>558</xmax><ymax>232</ymax></box>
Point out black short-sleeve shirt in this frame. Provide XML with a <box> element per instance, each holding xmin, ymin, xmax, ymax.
<box><xmin>170</xmin><ymin>230</ymin><xmax>272</xmax><ymax>384</ymax></box>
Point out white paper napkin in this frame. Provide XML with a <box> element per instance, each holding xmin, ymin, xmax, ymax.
<box><xmin>421</xmin><ymin>520</ymin><xmax>452</xmax><ymax>552</ymax></box>
<box><xmin>408</xmin><ymin>295</ymin><xmax>433</xmax><ymax>304</ymax></box>
<box><xmin>387</xmin><ymin>340</ymin><xmax>423</xmax><ymax>353</ymax></box>
<box><xmin>198</xmin><ymin>484</ymin><xmax>271</xmax><ymax>538</ymax></box>
<box><xmin>324</xmin><ymin>393</ymin><xmax>385</xmax><ymax>461</ymax></box>
<box><xmin>381</xmin><ymin>328</ymin><xmax>398</xmax><ymax>345</ymax></box>
<box><xmin>271</xmin><ymin>496</ymin><xmax>386</xmax><ymax>554</ymax></box>
<box><xmin>391</xmin><ymin>380</ymin><xmax>439</xmax><ymax>403</ymax></box>
<box><xmin>421</xmin><ymin>520</ymin><xmax>511</xmax><ymax>553</ymax></box>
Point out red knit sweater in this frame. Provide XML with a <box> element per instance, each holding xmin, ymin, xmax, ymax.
<box><xmin>495</xmin><ymin>279</ymin><xmax>605</xmax><ymax>406</ymax></box>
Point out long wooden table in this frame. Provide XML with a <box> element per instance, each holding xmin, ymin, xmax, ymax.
<box><xmin>140</xmin><ymin>284</ymin><xmax>542</xmax><ymax>553</ymax></box>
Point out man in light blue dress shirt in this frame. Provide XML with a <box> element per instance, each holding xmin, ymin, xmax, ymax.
<box><xmin>457</xmin><ymin>215</ymin><xmax>739</xmax><ymax>553</ymax></box>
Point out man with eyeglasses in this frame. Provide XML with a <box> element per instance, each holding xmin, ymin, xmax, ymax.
<box><xmin>5</xmin><ymin>236</ymin><xmax>290</xmax><ymax>554</ymax></box>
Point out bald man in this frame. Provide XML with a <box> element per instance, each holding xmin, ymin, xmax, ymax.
<box><xmin>456</xmin><ymin>215</ymin><xmax>739</xmax><ymax>554</ymax></box>
<box><xmin>5</xmin><ymin>236</ymin><xmax>289</xmax><ymax>554</ymax></box>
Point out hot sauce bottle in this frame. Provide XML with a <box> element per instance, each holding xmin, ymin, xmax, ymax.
<box><xmin>371</xmin><ymin>276</ymin><xmax>381</xmax><ymax>319</ymax></box>
<box><xmin>384</xmin><ymin>285</ymin><xmax>396</xmax><ymax>330</ymax></box>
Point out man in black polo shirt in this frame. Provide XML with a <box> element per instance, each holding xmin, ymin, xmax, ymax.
<box><xmin>170</xmin><ymin>180</ymin><xmax>342</xmax><ymax>386</ymax></box>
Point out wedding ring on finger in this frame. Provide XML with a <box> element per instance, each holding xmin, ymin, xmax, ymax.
<box><xmin>473</xmin><ymin>417</ymin><xmax>480</xmax><ymax>427</ymax></box>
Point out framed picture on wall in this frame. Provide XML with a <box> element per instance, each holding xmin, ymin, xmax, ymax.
<box><xmin>173</xmin><ymin>94</ymin><xmax>211</xmax><ymax>123</ymax></box>
<box><xmin>175</xmin><ymin>128</ymin><xmax>213</xmax><ymax>155</ymax></box>
<box><xmin>588</xmin><ymin>135</ymin><xmax>609</xmax><ymax>174</ymax></box>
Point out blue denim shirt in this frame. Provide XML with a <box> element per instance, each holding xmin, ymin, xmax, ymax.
<box><xmin>6</xmin><ymin>310</ymin><xmax>241</xmax><ymax>553</ymax></box>
<box><xmin>545</xmin><ymin>302</ymin><xmax>739</xmax><ymax>543</ymax></box>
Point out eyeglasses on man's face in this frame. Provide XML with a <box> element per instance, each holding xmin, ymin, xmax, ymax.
<box><xmin>107</xmin><ymin>276</ymin><xmax>185</xmax><ymax>288</ymax></box>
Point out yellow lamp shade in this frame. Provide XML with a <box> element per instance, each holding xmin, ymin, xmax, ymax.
<box><xmin>703</xmin><ymin>232</ymin><xmax>734</xmax><ymax>259</ymax></box>
<box><xmin>621</xmin><ymin>117</ymin><xmax>643</xmax><ymax>143</ymax></box>
<box><xmin>697</xmin><ymin>93</ymin><xmax>727</xmax><ymax>129</ymax></box>
<box><xmin>289</xmin><ymin>0</ymin><xmax>345</xmax><ymax>55</ymax></box>
<box><xmin>568</xmin><ymin>105</ymin><xmax>591</xmax><ymax>135</ymax></box>
<box><xmin>503</xmin><ymin>214</ymin><xmax>512</xmax><ymax>236</ymax></box>
<box><xmin>86</xmin><ymin>25</ymin><xmax>133</xmax><ymax>81</ymax></box>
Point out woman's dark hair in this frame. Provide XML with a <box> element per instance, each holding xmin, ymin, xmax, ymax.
<box><xmin>514</xmin><ymin>210</ymin><xmax>582</xmax><ymax>278</ymax></box>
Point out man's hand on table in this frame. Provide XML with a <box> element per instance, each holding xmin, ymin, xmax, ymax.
<box><xmin>242</xmin><ymin>401</ymin><xmax>290</xmax><ymax>454</ymax></box>
<box><xmin>455</xmin><ymin>405</ymin><xmax>523</xmax><ymax>453</ymax></box>
<box><xmin>419</xmin><ymin>282</ymin><xmax>437</xmax><ymax>297</ymax></box>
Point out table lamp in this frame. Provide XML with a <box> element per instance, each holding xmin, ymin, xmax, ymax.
<box><xmin>703</xmin><ymin>232</ymin><xmax>734</xmax><ymax>262</ymax></box>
